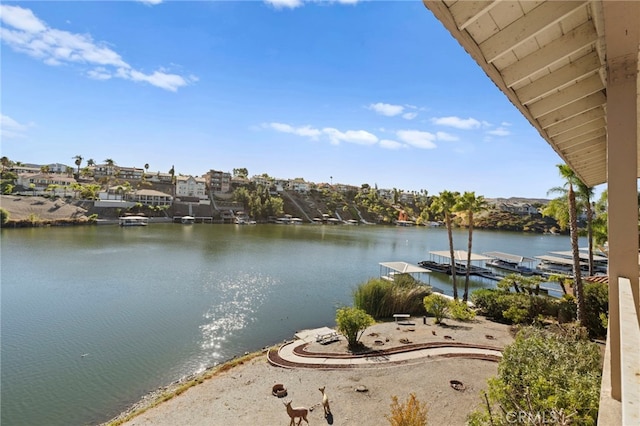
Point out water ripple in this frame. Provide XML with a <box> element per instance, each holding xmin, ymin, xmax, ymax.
<box><xmin>198</xmin><ymin>271</ymin><xmax>279</xmax><ymax>367</ymax></box>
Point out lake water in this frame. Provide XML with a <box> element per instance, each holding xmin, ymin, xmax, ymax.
<box><xmin>0</xmin><ymin>224</ymin><xmax>582</xmax><ymax>425</ymax></box>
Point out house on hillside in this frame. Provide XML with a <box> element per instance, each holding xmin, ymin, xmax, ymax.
<box><xmin>16</xmin><ymin>173</ymin><xmax>77</xmax><ymax>196</ymax></box>
<box><xmin>206</xmin><ymin>170</ymin><xmax>231</xmax><ymax>194</ymax></box>
<box><xmin>498</xmin><ymin>202</ymin><xmax>539</xmax><ymax>215</ymax></box>
<box><xmin>175</xmin><ymin>175</ymin><xmax>207</xmax><ymax>200</ymax></box>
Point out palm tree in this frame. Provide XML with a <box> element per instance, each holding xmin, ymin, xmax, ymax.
<box><xmin>73</xmin><ymin>155</ymin><xmax>83</xmax><ymax>177</ymax></box>
<box><xmin>576</xmin><ymin>181</ymin><xmax>595</xmax><ymax>275</ymax></box>
<box><xmin>87</xmin><ymin>158</ymin><xmax>95</xmax><ymax>167</ymax></box>
<box><xmin>555</xmin><ymin>164</ymin><xmax>586</xmax><ymax>325</ymax></box>
<box><xmin>430</xmin><ymin>190</ymin><xmax>460</xmax><ymax>300</ymax></box>
<box><xmin>104</xmin><ymin>159</ymin><xmax>116</xmax><ymax>199</ymax></box>
<box><xmin>454</xmin><ymin>191</ymin><xmax>488</xmax><ymax>302</ymax></box>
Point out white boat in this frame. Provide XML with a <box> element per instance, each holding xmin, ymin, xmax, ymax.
<box><xmin>119</xmin><ymin>215</ymin><xmax>148</xmax><ymax>226</ymax></box>
<box><xmin>181</xmin><ymin>216</ymin><xmax>195</xmax><ymax>224</ymax></box>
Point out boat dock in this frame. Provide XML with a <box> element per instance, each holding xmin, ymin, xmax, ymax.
<box><xmin>419</xmin><ymin>250</ymin><xmax>501</xmax><ymax>281</ymax></box>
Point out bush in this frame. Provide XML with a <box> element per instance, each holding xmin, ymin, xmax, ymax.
<box><xmin>385</xmin><ymin>393</ymin><xmax>427</xmax><ymax>426</ymax></box>
<box><xmin>471</xmin><ymin>289</ymin><xmax>558</xmax><ymax>324</ymax></box>
<box><xmin>335</xmin><ymin>306</ymin><xmax>374</xmax><ymax>348</ymax></box>
<box><xmin>0</xmin><ymin>208</ymin><xmax>9</xmax><ymax>226</ymax></box>
<box><xmin>448</xmin><ymin>300</ymin><xmax>476</xmax><ymax>321</ymax></box>
<box><xmin>354</xmin><ymin>278</ymin><xmax>431</xmax><ymax>319</ymax></box>
<box><xmin>583</xmin><ymin>281</ymin><xmax>608</xmax><ymax>339</ymax></box>
<box><xmin>470</xmin><ymin>289</ymin><xmax>512</xmax><ymax>322</ymax></box>
<box><xmin>468</xmin><ymin>327</ymin><xmax>602</xmax><ymax>425</ymax></box>
<box><xmin>423</xmin><ymin>294</ymin><xmax>450</xmax><ymax>324</ymax></box>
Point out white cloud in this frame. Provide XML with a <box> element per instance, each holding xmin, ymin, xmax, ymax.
<box><xmin>487</xmin><ymin>127</ymin><xmax>511</xmax><ymax>136</ymax></box>
<box><xmin>0</xmin><ymin>114</ymin><xmax>30</xmax><ymax>139</ymax></box>
<box><xmin>436</xmin><ymin>131</ymin><xmax>459</xmax><ymax>142</ymax></box>
<box><xmin>265</xmin><ymin>122</ymin><xmax>322</xmax><ymax>139</ymax></box>
<box><xmin>264</xmin><ymin>0</ymin><xmax>304</xmax><ymax>9</ymax></box>
<box><xmin>402</xmin><ymin>112</ymin><xmax>417</xmax><ymax>120</ymax></box>
<box><xmin>137</xmin><ymin>0</ymin><xmax>163</xmax><ymax>5</ymax></box>
<box><xmin>0</xmin><ymin>5</ymin><xmax>195</xmax><ymax>92</ymax></box>
<box><xmin>267</xmin><ymin>0</ymin><xmax>361</xmax><ymax>8</ymax></box>
<box><xmin>323</xmin><ymin>128</ymin><xmax>378</xmax><ymax>145</ymax></box>
<box><xmin>87</xmin><ymin>67</ymin><xmax>112</xmax><ymax>80</ymax></box>
<box><xmin>431</xmin><ymin>116</ymin><xmax>482</xmax><ymax>130</ymax></box>
<box><xmin>0</xmin><ymin>5</ymin><xmax>46</xmax><ymax>33</ymax></box>
<box><xmin>368</xmin><ymin>102</ymin><xmax>404</xmax><ymax>117</ymax></box>
<box><xmin>379</xmin><ymin>139</ymin><xmax>406</xmax><ymax>150</ymax></box>
<box><xmin>396</xmin><ymin>130</ymin><xmax>437</xmax><ymax>149</ymax></box>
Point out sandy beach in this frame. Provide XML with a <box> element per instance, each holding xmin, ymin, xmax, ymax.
<box><xmin>107</xmin><ymin>316</ymin><xmax>515</xmax><ymax>426</ymax></box>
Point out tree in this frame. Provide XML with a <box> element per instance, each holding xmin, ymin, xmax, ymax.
<box><xmin>73</xmin><ymin>155</ymin><xmax>83</xmax><ymax>177</ymax></box>
<box><xmin>454</xmin><ymin>191</ymin><xmax>488</xmax><ymax>302</ymax></box>
<box><xmin>576</xmin><ymin>180</ymin><xmax>595</xmax><ymax>275</ymax></box>
<box><xmin>552</xmin><ymin>164</ymin><xmax>586</xmax><ymax>325</ymax></box>
<box><xmin>335</xmin><ymin>306</ymin><xmax>374</xmax><ymax>348</ymax></box>
<box><xmin>233</xmin><ymin>167</ymin><xmax>248</xmax><ymax>178</ymax></box>
<box><xmin>430</xmin><ymin>191</ymin><xmax>460</xmax><ymax>299</ymax></box>
<box><xmin>87</xmin><ymin>158</ymin><xmax>95</xmax><ymax>167</ymax></box>
<box><xmin>423</xmin><ymin>294</ymin><xmax>450</xmax><ymax>324</ymax></box>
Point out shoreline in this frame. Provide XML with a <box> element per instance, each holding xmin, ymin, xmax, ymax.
<box><xmin>104</xmin><ymin>317</ymin><xmax>516</xmax><ymax>426</ymax></box>
<box><xmin>102</xmin><ymin>349</ymin><xmax>271</xmax><ymax>426</ymax></box>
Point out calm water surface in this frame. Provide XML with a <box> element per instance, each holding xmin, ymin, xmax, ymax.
<box><xmin>0</xmin><ymin>224</ymin><xmax>582</xmax><ymax>425</ymax></box>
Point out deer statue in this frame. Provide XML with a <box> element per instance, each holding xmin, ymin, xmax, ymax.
<box><xmin>319</xmin><ymin>386</ymin><xmax>331</xmax><ymax>416</ymax></box>
<box><xmin>283</xmin><ymin>400</ymin><xmax>309</xmax><ymax>426</ymax></box>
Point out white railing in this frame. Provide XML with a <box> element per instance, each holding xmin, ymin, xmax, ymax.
<box><xmin>618</xmin><ymin>278</ymin><xmax>640</xmax><ymax>424</ymax></box>
<box><xmin>598</xmin><ymin>277</ymin><xmax>640</xmax><ymax>425</ymax></box>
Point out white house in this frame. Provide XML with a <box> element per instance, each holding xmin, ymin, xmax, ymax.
<box><xmin>175</xmin><ymin>175</ymin><xmax>207</xmax><ymax>199</ymax></box>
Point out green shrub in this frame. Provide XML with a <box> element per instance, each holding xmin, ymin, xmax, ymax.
<box><xmin>423</xmin><ymin>294</ymin><xmax>450</xmax><ymax>324</ymax></box>
<box><xmin>557</xmin><ymin>294</ymin><xmax>577</xmax><ymax>323</ymax></box>
<box><xmin>470</xmin><ymin>289</ymin><xmax>512</xmax><ymax>322</ymax></box>
<box><xmin>448</xmin><ymin>300</ymin><xmax>476</xmax><ymax>321</ymax></box>
<box><xmin>0</xmin><ymin>208</ymin><xmax>9</xmax><ymax>226</ymax></box>
<box><xmin>468</xmin><ymin>326</ymin><xmax>601</xmax><ymax>426</ymax></box>
<box><xmin>335</xmin><ymin>306</ymin><xmax>374</xmax><ymax>348</ymax></box>
<box><xmin>583</xmin><ymin>281</ymin><xmax>608</xmax><ymax>339</ymax></box>
<box><xmin>472</xmin><ymin>289</ymin><xmax>559</xmax><ymax>324</ymax></box>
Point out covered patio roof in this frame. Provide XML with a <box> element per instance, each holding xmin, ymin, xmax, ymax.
<box><xmin>423</xmin><ymin>0</ymin><xmax>639</xmax><ymax>188</ymax></box>
<box><xmin>423</xmin><ymin>1</ymin><xmax>639</xmax><ymax>421</ymax></box>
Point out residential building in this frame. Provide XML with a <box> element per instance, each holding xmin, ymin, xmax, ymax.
<box><xmin>176</xmin><ymin>175</ymin><xmax>207</xmax><ymax>199</ymax></box>
<box><xmin>206</xmin><ymin>169</ymin><xmax>231</xmax><ymax>193</ymax></box>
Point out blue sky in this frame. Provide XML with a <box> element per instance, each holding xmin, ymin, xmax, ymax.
<box><xmin>0</xmin><ymin>0</ymin><xmax>589</xmax><ymax>199</ymax></box>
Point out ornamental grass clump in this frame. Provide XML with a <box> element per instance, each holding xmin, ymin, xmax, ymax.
<box><xmin>353</xmin><ymin>277</ymin><xmax>431</xmax><ymax>320</ymax></box>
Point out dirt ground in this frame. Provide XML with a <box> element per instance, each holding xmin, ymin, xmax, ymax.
<box><xmin>0</xmin><ymin>195</ymin><xmax>90</xmax><ymax>221</ymax></box>
<box><xmin>109</xmin><ymin>317</ymin><xmax>515</xmax><ymax>426</ymax></box>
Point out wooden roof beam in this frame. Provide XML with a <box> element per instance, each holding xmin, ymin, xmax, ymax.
<box><xmin>551</xmin><ymin>119</ymin><xmax>606</xmax><ymax>144</ymax></box>
<box><xmin>528</xmin><ymin>74</ymin><xmax>604</xmax><ymax>118</ymax></box>
<box><xmin>502</xmin><ymin>20</ymin><xmax>598</xmax><ymax>87</ymax></box>
<box><xmin>481</xmin><ymin>1</ymin><xmax>587</xmax><ymax>63</ymax></box>
<box><xmin>449</xmin><ymin>0</ymin><xmax>498</xmax><ymax>31</ymax></box>
<box><xmin>517</xmin><ymin>51</ymin><xmax>601</xmax><ymax>105</ymax></box>
<box><xmin>545</xmin><ymin>106</ymin><xmax>605</xmax><ymax>136</ymax></box>
<box><xmin>538</xmin><ymin>91</ymin><xmax>605</xmax><ymax>128</ymax></box>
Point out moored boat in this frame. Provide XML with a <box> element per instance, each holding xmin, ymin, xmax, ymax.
<box><xmin>119</xmin><ymin>215</ymin><xmax>148</xmax><ymax>226</ymax></box>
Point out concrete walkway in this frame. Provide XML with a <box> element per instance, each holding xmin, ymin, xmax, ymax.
<box><xmin>268</xmin><ymin>327</ymin><xmax>504</xmax><ymax>369</ymax></box>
